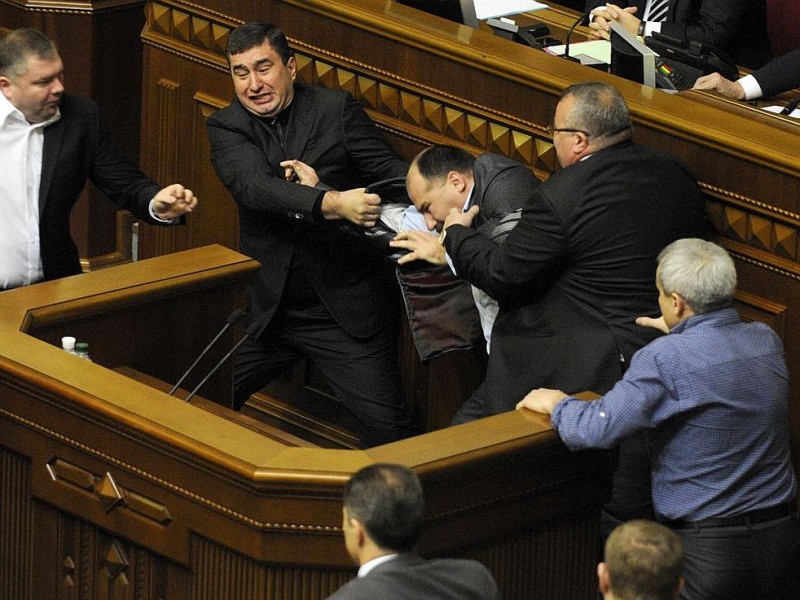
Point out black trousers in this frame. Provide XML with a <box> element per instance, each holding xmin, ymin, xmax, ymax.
<box><xmin>234</xmin><ymin>303</ymin><xmax>413</xmax><ymax>447</ymax></box>
<box><xmin>676</xmin><ymin>511</ymin><xmax>800</xmax><ymax>600</ymax></box>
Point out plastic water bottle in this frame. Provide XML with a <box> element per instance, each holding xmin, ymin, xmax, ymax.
<box><xmin>61</xmin><ymin>336</ymin><xmax>77</xmax><ymax>355</ymax></box>
<box><xmin>74</xmin><ymin>342</ymin><xmax>93</xmax><ymax>362</ymax></box>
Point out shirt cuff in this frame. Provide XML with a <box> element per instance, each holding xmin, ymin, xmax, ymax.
<box><xmin>148</xmin><ymin>200</ymin><xmax>176</xmax><ymax>223</ymax></box>
<box><xmin>738</xmin><ymin>74</ymin><xmax>763</xmax><ymax>101</ymax></box>
<box><xmin>643</xmin><ymin>21</ymin><xmax>661</xmax><ymax>37</ymax></box>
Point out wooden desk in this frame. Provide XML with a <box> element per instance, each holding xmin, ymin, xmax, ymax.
<box><xmin>0</xmin><ymin>246</ymin><xmax>612</xmax><ymax>600</ymax></box>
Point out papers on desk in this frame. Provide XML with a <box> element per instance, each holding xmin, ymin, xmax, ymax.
<box><xmin>762</xmin><ymin>105</ymin><xmax>800</xmax><ymax>119</ymax></box>
<box><xmin>545</xmin><ymin>40</ymin><xmax>611</xmax><ymax>64</ymax></box>
<box><xmin>474</xmin><ymin>0</ymin><xmax>548</xmax><ymax>20</ymax></box>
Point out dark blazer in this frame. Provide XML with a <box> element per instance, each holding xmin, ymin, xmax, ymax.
<box><xmin>586</xmin><ymin>0</ymin><xmax>771</xmax><ymax>69</ymax></box>
<box><xmin>207</xmin><ymin>84</ymin><xmax>407</xmax><ymax>338</ymax></box>
<box><xmin>38</xmin><ymin>94</ymin><xmax>163</xmax><ymax>281</ymax></box>
<box><xmin>469</xmin><ymin>153</ymin><xmax>539</xmax><ymax>241</ymax></box>
<box><xmin>446</xmin><ymin>140</ymin><xmax>707</xmax><ymax>415</ymax></box>
<box><xmin>326</xmin><ymin>553</ymin><xmax>500</xmax><ymax>600</ymax></box>
<box><xmin>753</xmin><ymin>48</ymin><xmax>800</xmax><ymax>98</ymax></box>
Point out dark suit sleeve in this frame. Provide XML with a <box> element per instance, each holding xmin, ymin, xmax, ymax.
<box><xmin>659</xmin><ymin>0</ymin><xmax>750</xmax><ymax>52</ymax></box>
<box><xmin>84</xmin><ymin>104</ymin><xmax>163</xmax><ymax>223</ymax></box>
<box><xmin>753</xmin><ymin>48</ymin><xmax>800</xmax><ymax>98</ymax></box>
<box><xmin>445</xmin><ymin>189</ymin><xmax>567</xmax><ymax>304</ymax></box>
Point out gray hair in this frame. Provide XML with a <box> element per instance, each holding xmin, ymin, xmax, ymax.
<box><xmin>0</xmin><ymin>28</ymin><xmax>58</xmax><ymax>79</ymax></box>
<box><xmin>657</xmin><ymin>238</ymin><xmax>736</xmax><ymax>314</ymax></box>
<box><xmin>560</xmin><ymin>82</ymin><xmax>633</xmax><ymax>146</ymax></box>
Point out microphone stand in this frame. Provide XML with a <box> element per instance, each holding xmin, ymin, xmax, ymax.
<box><xmin>168</xmin><ymin>309</ymin><xmax>246</xmax><ymax>396</ymax></box>
<box><xmin>183</xmin><ymin>322</ymin><xmax>261</xmax><ymax>404</ymax></box>
<box><xmin>563</xmin><ymin>8</ymin><xmax>593</xmax><ymax>63</ymax></box>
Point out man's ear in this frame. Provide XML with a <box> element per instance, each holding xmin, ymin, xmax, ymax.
<box><xmin>597</xmin><ymin>562</ymin><xmax>611</xmax><ymax>595</ymax></box>
<box><xmin>447</xmin><ymin>170</ymin><xmax>468</xmax><ymax>194</ymax></box>
<box><xmin>350</xmin><ymin>517</ymin><xmax>367</xmax><ymax>547</ymax></box>
<box><xmin>672</xmin><ymin>292</ymin><xmax>688</xmax><ymax>318</ymax></box>
<box><xmin>0</xmin><ymin>76</ymin><xmax>12</xmax><ymax>99</ymax></box>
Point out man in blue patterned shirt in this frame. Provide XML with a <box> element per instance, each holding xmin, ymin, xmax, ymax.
<box><xmin>517</xmin><ymin>238</ymin><xmax>799</xmax><ymax>600</ymax></box>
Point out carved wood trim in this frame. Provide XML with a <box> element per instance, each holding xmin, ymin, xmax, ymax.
<box><xmin>141</xmin><ymin>0</ymin><xmax>800</xmax><ymax>272</ymax></box>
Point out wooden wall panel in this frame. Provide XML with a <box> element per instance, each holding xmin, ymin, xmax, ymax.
<box><xmin>0</xmin><ymin>447</ymin><xmax>34</xmax><ymax>600</ymax></box>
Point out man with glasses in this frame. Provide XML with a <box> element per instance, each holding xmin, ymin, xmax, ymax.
<box><xmin>442</xmin><ymin>82</ymin><xmax>707</xmax><ymax>539</ymax></box>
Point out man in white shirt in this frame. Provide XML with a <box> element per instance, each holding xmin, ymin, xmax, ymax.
<box><xmin>0</xmin><ymin>28</ymin><xmax>197</xmax><ymax>290</ymax></box>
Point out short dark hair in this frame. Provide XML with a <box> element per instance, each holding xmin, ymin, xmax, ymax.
<box><xmin>343</xmin><ymin>463</ymin><xmax>424</xmax><ymax>552</ymax></box>
<box><xmin>605</xmin><ymin>520</ymin><xmax>685</xmax><ymax>600</ymax></box>
<box><xmin>413</xmin><ymin>144</ymin><xmax>476</xmax><ymax>185</ymax></box>
<box><xmin>226</xmin><ymin>21</ymin><xmax>293</xmax><ymax>64</ymax></box>
<box><xmin>559</xmin><ymin>81</ymin><xmax>632</xmax><ymax>144</ymax></box>
<box><xmin>0</xmin><ymin>28</ymin><xmax>58</xmax><ymax>79</ymax></box>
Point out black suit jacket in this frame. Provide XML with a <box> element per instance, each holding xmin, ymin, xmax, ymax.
<box><xmin>38</xmin><ymin>94</ymin><xmax>164</xmax><ymax>281</ymax></box>
<box><xmin>469</xmin><ymin>153</ymin><xmax>539</xmax><ymax>241</ymax></box>
<box><xmin>326</xmin><ymin>553</ymin><xmax>499</xmax><ymax>600</ymax></box>
<box><xmin>586</xmin><ymin>0</ymin><xmax>771</xmax><ymax>69</ymax></box>
<box><xmin>753</xmin><ymin>48</ymin><xmax>800</xmax><ymax>98</ymax></box>
<box><xmin>207</xmin><ymin>84</ymin><xmax>408</xmax><ymax>338</ymax></box>
<box><xmin>446</xmin><ymin>140</ymin><xmax>707</xmax><ymax>414</ymax></box>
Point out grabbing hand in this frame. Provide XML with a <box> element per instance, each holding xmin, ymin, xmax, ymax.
<box><xmin>152</xmin><ymin>184</ymin><xmax>198</xmax><ymax>220</ymax></box>
<box><xmin>280</xmin><ymin>159</ymin><xmax>320</xmax><ymax>186</ymax></box>
<box><xmin>635</xmin><ymin>315</ymin><xmax>669</xmax><ymax>334</ymax></box>
<box><xmin>391</xmin><ymin>230</ymin><xmax>445</xmax><ymax>266</ymax></box>
<box><xmin>442</xmin><ymin>205</ymin><xmax>479</xmax><ymax>230</ymax></box>
<box><xmin>321</xmin><ymin>189</ymin><xmax>381</xmax><ymax>227</ymax></box>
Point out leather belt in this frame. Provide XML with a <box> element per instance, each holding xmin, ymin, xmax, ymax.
<box><xmin>661</xmin><ymin>502</ymin><xmax>797</xmax><ymax>530</ymax></box>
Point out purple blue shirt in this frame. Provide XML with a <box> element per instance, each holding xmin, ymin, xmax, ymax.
<box><xmin>552</xmin><ymin>307</ymin><xmax>797</xmax><ymax>521</ymax></box>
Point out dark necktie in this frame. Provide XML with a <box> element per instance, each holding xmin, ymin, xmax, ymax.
<box><xmin>648</xmin><ymin>0</ymin><xmax>670</xmax><ymax>22</ymax></box>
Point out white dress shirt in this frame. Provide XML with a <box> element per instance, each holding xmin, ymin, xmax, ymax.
<box><xmin>0</xmin><ymin>93</ymin><xmax>60</xmax><ymax>290</ymax></box>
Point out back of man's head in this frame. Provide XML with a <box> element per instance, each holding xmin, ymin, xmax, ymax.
<box><xmin>413</xmin><ymin>144</ymin><xmax>476</xmax><ymax>185</ymax></box>
<box><xmin>600</xmin><ymin>520</ymin><xmax>684</xmax><ymax>600</ymax></box>
<box><xmin>343</xmin><ymin>463</ymin><xmax>424</xmax><ymax>553</ymax></box>
<box><xmin>559</xmin><ymin>81</ymin><xmax>632</xmax><ymax>147</ymax></box>
<box><xmin>226</xmin><ymin>21</ymin><xmax>293</xmax><ymax>64</ymax></box>
<box><xmin>657</xmin><ymin>238</ymin><xmax>736</xmax><ymax>314</ymax></box>
<box><xmin>0</xmin><ymin>28</ymin><xmax>57</xmax><ymax>79</ymax></box>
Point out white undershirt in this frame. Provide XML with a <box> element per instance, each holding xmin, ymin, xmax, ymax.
<box><xmin>0</xmin><ymin>93</ymin><xmax>61</xmax><ymax>290</ymax></box>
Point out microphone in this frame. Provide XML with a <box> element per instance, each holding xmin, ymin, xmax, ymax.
<box><xmin>780</xmin><ymin>95</ymin><xmax>800</xmax><ymax>116</ymax></box>
<box><xmin>563</xmin><ymin>8</ymin><xmax>593</xmax><ymax>62</ymax></box>
<box><xmin>168</xmin><ymin>308</ymin><xmax>246</xmax><ymax>396</ymax></box>
<box><xmin>183</xmin><ymin>321</ymin><xmax>262</xmax><ymax>404</ymax></box>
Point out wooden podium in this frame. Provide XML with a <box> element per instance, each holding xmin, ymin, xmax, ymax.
<box><xmin>0</xmin><ymin>245</ymin><xmax>612</xmax><ymax>600</ymax></box>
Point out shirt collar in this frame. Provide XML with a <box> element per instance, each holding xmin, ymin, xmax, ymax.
<box><xmin>670</xmin><ymin>306</ymin><xmax>739</xmax><ymax>335</ymax></box>
<box><xmin>0</xmin><ymin>92</ymin><xmax>61</xmax><ymax>129</ymax></box>
<box><xmin>357</xmin><ymin>553</ymin><xmax>398</xmax><ymax>577</ymax></box>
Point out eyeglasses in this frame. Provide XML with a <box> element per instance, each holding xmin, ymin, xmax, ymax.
<box><xmin>547</xmin><ymin>125</ymin><xmax>591</xmax><ymax>137</ymax></box>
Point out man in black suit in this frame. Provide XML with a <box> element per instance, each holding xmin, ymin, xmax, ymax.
<box><xmin>391</xmin><ymin>145</ymin><xmax>540</xmax><ymax>352</ymax></box>
<box><xmin>585</xmin><ymin>0</ymin><xmax>771</xmax><ymax>69</ymax></box>
<box><xmin>694</xmin><ymin>48</ymin><xmax>800</xmax><ymax>100</ymax></box>
<box><xmin>0</xmin><ymin>28</ymin><xmax>197</xmax><ymax>290</ymax></box>
<box><xmin>207</xmin><ymin>22</ymin><xmax>413</xmax><ymax>446</ymax></box>
<box><xmin>327</xmin><ymin>463</ymin><xmax>499</xmax><ymax>600</ymax></box>
<box><xmin>443</xmin><ymin>82</ymin><xmax>706</xmax><ymax>534</ymax></box>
